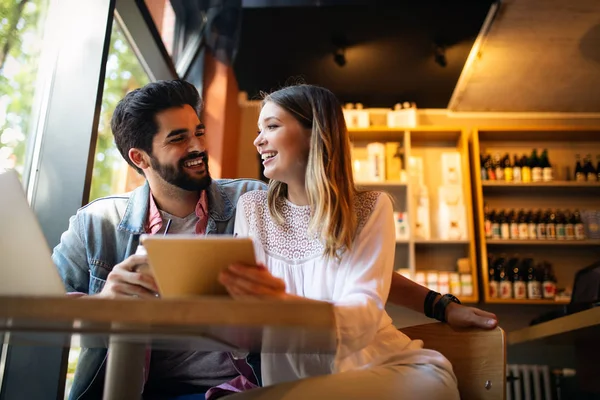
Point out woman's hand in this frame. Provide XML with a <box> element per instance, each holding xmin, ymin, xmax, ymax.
<box><xmin>445</xmin><ymin>302</ymin><xmax>498</xmax><ymax>329</ymax></box>
<box><xmin>218</xmin><ymin>263</ymin><xmax>288</xmax><ymax>300</ymax></box>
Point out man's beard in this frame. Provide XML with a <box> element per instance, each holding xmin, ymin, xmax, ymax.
<box><xmin>150</xmin><ymin>151</ymin><xmax>212</xmax><ymax>192</ymax></box>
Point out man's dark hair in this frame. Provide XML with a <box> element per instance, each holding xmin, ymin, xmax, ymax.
<box><xmin>111</xmin><ymin>80</ymin><xmax>202</xmax><ymax>174</ymax></box>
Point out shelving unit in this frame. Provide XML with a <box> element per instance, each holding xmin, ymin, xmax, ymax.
<box><xmin>471</xmin><ymin>127</ymin><xmax>600</xmax><ymax>305</ymax></box>
<box><xmin>349</xmin><ymin>127</ymin><xmax>479</xmax><ymax>303</ymax></box>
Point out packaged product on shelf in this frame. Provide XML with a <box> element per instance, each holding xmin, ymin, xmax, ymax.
<box><xmin>541</xmin><ymin>262</ymin><xmax>557</xmax><ymax>300</ymax></box>
<box><xmin>512</xmin><ymin>258</ymin><xmax>527</xmax><ymax>300</ymax></box>
<box><xmin>574</xmin><ymin>210</ymin><xmax>586</xmax><ymax>240</ymax></box>
<box><xmin>397</xmin><ymin>268</ymin><xmax>412</xmax><ymax>280</ymax></box>
<box><xmin>393</xmin><ymin>211</ymin><xmax>409</xmax><ymax>240</ymax></box>
<box><xmin>441</xmin><ymin>152</ymin><xmax>462</xmax><ymax>186</ymax></box>
<box><xmin>438</xmin><ymin>185</ymin><xmax>466</xmax><ymax>240</ymax></box>
<box><xmin>366</xmin><ymin>142</ymin><xmax>386</xmax><ymax>182</ymax></box>
<box><xmin>408</xmin><ymin>156</ymin><xmax>424</xmax><ymax>186</ymax></box>
<box><xmin>449</xmin><ymin>272</ymin><xmax>461</xmax><ymax>296</ymax></box>
<box><xmin>460</xmin><ymin>274</ymin><xmax>473</xmax><ymax>297</ymax></box>
<box><xmin>342</xmin><ymin>103</ymin><xmax>370</xmax><ymax>129</ymax></box>
<box><xmin>386</xmin><ymin>103</ymin><xmax>417</xmax><ymax>128</ymax></box>
<box><xmin>540</xmin><ymin>149</ymin><xmax>553</xmax><ymax>182</ymax></box>
<box><xmin>438</xmin><ymin>272</ymin><xmax>450</xmax><ymax>294</ymax></box>
<box><xmin>414</xmin><ymin>185</ymin><xmax>430</xmax><ymax>240</ymax></box>
<box><xmin>581</xmin><ymin>210</ymin><xmax>600</xmax><ymax>239</ymax></box>
<box><xmin>414</xmin><ymin>271</ymin><xmax>426</xmax><ymax>287</ymax></box>
<box><xmin>385</xmin><ymin>142</ymin><xmax>404</xmax><ymax>182</ymax></box>
<box><xmin>456</xmin><ymin>258</ymin><xmax>471</xmax><ymax>274</ymax></box>
<box><xmin>426</xmin><ymin>271</ymin><xmax>439</xmax><ymax>292</ymax></box>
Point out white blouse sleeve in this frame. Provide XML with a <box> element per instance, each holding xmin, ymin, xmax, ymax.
<box><xmin>333</xmin><ymin>193</ymin><xmax>395</xmax><ymax>361</ymax></box>
<box><xmin>234</xmin><ymin>195</ymin><xmax>250</xmax><ymax>237</ymax></box>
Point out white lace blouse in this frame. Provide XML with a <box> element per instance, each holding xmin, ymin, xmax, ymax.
<box><xmin>234</xmin><ymin>190</ymin><xmax>452</xmax><ymax>386</ymax></box>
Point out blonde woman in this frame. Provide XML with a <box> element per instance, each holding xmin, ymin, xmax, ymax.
<box><xmin>218</xmin><ymin>84</ymin><xmax>460</xmax><ymax>399</ymax></box>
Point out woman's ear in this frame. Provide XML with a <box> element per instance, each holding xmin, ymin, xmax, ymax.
<box><xmin>129</xmin><ymin>148</ymin><xmax>150</xmax><ymax>171</ymax></box>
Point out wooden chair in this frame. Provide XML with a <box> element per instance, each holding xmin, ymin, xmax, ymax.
<box><xmin>400</xmin><ymin>323</ymin><xmax>506</xmax><ymax>400</ymax></box>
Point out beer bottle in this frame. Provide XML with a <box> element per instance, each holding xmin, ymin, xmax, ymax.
<box><xmin>484</xmin><ymin>204</ymin><xmax>493</xmax><ymax>239</ymax></box>
<box><xmin>512</xmin><ymin>258</ymin><xmax>527</xmax><ymax>300</ymax></box>
<box><xmin>518</xmin><ymin>209</ymin><xmax>529</xmax><ymax>239</ymax></box>
<box><xmin>542</xmin><ymin>262</ymin><xmax>557</xmax><ymax>300</ymax></box>
<box><xmin>486</xmin><ymin>155</ymin><xmax>496</xmax><ymax>181</ymax></box>
<box><xmin>509</xmin><ymin>210</ymin><xmax>519</xmax><ymax>239</ymax></box>
<box><xmin>521</xmin><ymin>154</ymin><xmax>532</xmax><ymax>183</ymax></box>
<box><xmin>565</xmin><ymin>211</ymin><xmax>575</xmax><ymax>240</ymax></box>
<box><xmin>503</xmin><ymin>153</ymin><xmax>513</xmax><ymax>182</ymax></box>
<box><xmin>498</xmin><ymin>256</ymin><xmax>512</xmax><ymax>299</ymax></box>
<box><xmin>585</xmin><ymin>154</ymin><xmax>596</xmax><ymax>181</ymax></box>
<box><xmin>546</xmin><ymin>209</ymin><xmax>557</xmax><ymax>239</ymax></box>
<box><xmin>491</xmin><ymin>210</ymin><xmax>501</xmax><ymax>239</ymax></box>
<box><xmin>526</xmin><ymin>257</ymin><xmax>542</xmax><ymax>300</ymax></box>
<box><xmin>500</xmin><ymin>210</ymin><xmax>510</xmax><ymax>240</ymax></box>
<box><xmin>513</xmin><ymin>154</ymin><xmax>522</xmax><ymax>182</ymax></box>
<box><xmin>530</xmin><ymin>149</ymin><xmax>542</xmax><ymax>182</ymax></box>
<box><xmin>488</xmin><ymin>255</ymin><xmax>499</xmax><ymax>299</ymax></box>
<box><xmin>574</xmin><ymin>210</ymin><xmax>586</xmax><ymax>240</ymax></box>
<box><xmin>555</xmin><ymin>210</ymin><xmax>566</xmax><ymax>240</ymax></box>
<box><xmin>494</xmin><ymin>153</ymin><xmax>504</xmax><ymax>181</ymax></box>
<box><xmin>540</xmin><ymin>149</ymin><xmax>553</xmax><ymax>182</ymax></box>
<box><xmin>596</xmin><ymin>155</ymin><xmax>600</xmax><ymax>182</ymax></box>
<box><xmin>527</xmin><ymin>210</ymin><xmax>537</xmax><ymax>240</ymax></box>
<box><xmin>536</xmin><ymin>210</ymin><xmax>547</xmax><ymax>239</ymax></box>
<box><xmin>480</xmin><ymin>154</ymin><xmax>488</xmax><ymax>181</ymax></box>
<box><xmin>575</xmin><ymin>154</ymin><xmax>585</xmax><ymax>182</ymax></box>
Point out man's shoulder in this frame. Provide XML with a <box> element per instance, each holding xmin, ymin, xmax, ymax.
<box><xmin>214</xmin><ymin>178</ymin><xmax>267</xmax><ymax>192</ymax></box>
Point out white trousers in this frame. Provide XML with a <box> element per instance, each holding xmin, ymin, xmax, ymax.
<box><xmin>225</xmin><ymin>364</ymin><xmax>460</xmax><ymax>400</ymax></box>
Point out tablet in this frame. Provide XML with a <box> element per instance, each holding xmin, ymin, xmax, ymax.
<box><xmin>141</xmin><ymin>234</ymin><xmax>257</xmax><ymax>298</ymax></box>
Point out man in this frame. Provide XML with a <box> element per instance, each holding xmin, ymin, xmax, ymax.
<box><xmin>54</xmin><ymin>80</ymin><xmax>496</xmax><ymax>400</ymax></box>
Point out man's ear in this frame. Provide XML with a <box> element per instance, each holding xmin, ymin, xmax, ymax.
<box><xmin>129</xmin><ymin>148</ymin><xmax>150</xmax><ymax>171</ymax></box>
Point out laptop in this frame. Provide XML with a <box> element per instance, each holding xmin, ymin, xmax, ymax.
<box><xmin>0</xmin><ymin>169</ymin><xmax>65</xmax><ymax>295</ymax></box>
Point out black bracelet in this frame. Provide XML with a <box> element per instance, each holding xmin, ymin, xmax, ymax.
<box><xmin>433</xmin><ymin>294</ymin><xmax>462</xmax><ymax>323</ymax></box>
<box><xmin>424</xmin><ymin>290</ymin><xmax>440</xmax><ymax>318</ymax></box>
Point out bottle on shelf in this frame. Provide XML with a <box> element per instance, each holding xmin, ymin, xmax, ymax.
<box><xmin>491</xmin><ymin>210</ymin><xmax>501</xmax><ymax>239</ymax></box>
<box><xmin>512</xmin><ymin>258</ymin><xmax>527</xmax><ymax>300</ymax></box>
<box><xmin>512</xmin><ymin>154</ymin><xmax>522</xmax><ymax>182</ymax></box>
<box><xmin>540</xmin><ymin>149</ymin><xmax>553</xmax><ymax>182</ymax></box>
<box><xmin>503</xmin><ymin>153</ymin><xmax>513</xmax><ymax>182</ymax></box>
<box><xmin>484</xmin><ymin>204</ymin><xmax>493</xmax><ymax>239</ymax></box>
<box><xmin>555</xmin><ymin>210</ymin><xmax>566</xmax><ymax>240</ymax></box>
<box><xmin>518</xmin><ymin>209</ymin><xmax>529</xmax><ymax>239</ymax></box>
<box><xmin>521</xmin><ymin>154</ymin><xmax>532</xmax><ymax>183</ymax></box>
<box><xmin>546</xmin><ymin>210</ymin><xmax>557</xmax><ymax>239</ymax></box>
<box><xmin>527</xmin><ymin>210</ymin><xmax>537</xmax><ymax>240</ymax></box>
<box><xmin>574</xmin><ymin>154</ymin><xmax>585</xmax><ymax>182</ymax></box>
<box><xmin>498</xmin><ymin>255</ymin><xmax>513</xmax><ymax>299</ymax></box>
<box><xmin>573</xmin><ymin>210</ymin><xmax>586</xmax><ymax>240</ymax></box>
<box><xmin>536</xmin><ymin>210</ymin><xmax>547</xmax><ymax>239</ymax></box>
<box><xmin>541</xmin><ymin>262</ymin><xmax>557</xmax><ymax>300</ymax></box>
<box><xmin>488</xmin><ymin>255</ymin><xmax>499</xmax><ymax>299</ymax></box>
<box><xmin>486</xmin><ymin>154</ymin><xmax>496</xmax><ymax>181</ymax></box>
<box><xmin>500</xmin><ymin>210</ymin><xmax>510</xmax><ymax>240</ymax></box>
<box><xmin>480</xmin><ymin>154</ymin><xmax>487</xmax><ymax>181</ymax></box>
<box><xmin>530</xmin><ymin>149</ymin><xmax>542</xmax><ymax>182</ymax></box>
<box><xmin>584</xmin><ymin>155</ymin><xmax>596</xmax><ymax>181</ymax></box>
<box><xmin>596</xmin><ymin>155</ymin><xmax>600</xmax><ymax>181</ymax></box>
<box><xmin>524</xmin><ymin>257</ymin><xmax>542</xmax><ymax>299</ymax></box>
<box><xmin>565</xmin><ymin>211</ymin><xmax>575</xmax><ymax>240</ymax></box>
<box><xmin>494</xmin><ymin>153</ymin><xmax>504</xmax><ymax>181</ymax></box>
<box><xmin>509</xmin><ymin>210</ymin><xmax>519</xmax><ymax>239</ymax></box>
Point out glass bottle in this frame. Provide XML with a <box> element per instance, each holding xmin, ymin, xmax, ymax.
<box><xmin>540</xmin><ymin>149</ymin><xmax>553</xmax><ymax>182</ymax></box>
<box><xmin>512</xmin><ymin>258</ymin><xmax>527</xmax><ymax>300</ymax></box>
<box><xmin>555</xmin><ymin>210</ymin><xmax>566</xmax><ymax>240</ymax></box>
<box><xmin>488</xmin><ymin>255</ymin><xmax>499</xmax><ymax>299</ymax></box>
<box><xmin>498</xmin><ymin>256</ymin><xmax>512</xmax><ymax>299</ymax></box>
<box><xmin>575</xmin><ymin>154</ymin><xmax>585</xmax><ymax>182</ymax></box>
<box><xmin>500</xmin><ymin>210</ymin><xmax>510</xmax><ymax>240</ymax></box>
<box><xmin>536</xmin><ymin>210</ymin><xmax>547</xmax><ymax>239</ymax></box>
<box><xmin>494</xmin><ymin>153</ymin><xmax>504</xmax><ymax>181</ymax></box>
<box><xmin>574</xmin><ymin>210</ymin><xmax>586</xmax><ymax>240</ymax></box>
<box><xmin>484</xmin><ymin>204</ymin><xmax>493</xmax><ymax>239</ymax></box>
<box><xmin>480</xmin><ymin>154</ymin><xmax>487</xmax><ymax>181</ymax></box>
<box><xmin>565</xmin><ymin>211</ymin><xmax>575</xmax><ymax>240</ymax></box>
<box><xmin>512</xmin><ymin>154</ymin><xmax>522</xmax><ymax>182</ymax></box>
<box><xmin>518</xmin><ymin>209</ymin><xmax>529</xmax><ymax>239</ymax></box>
<box><xmin>546</xmin><ymin>210</ymin><xmax>557</xmax><ymax>240</ymax></box>
<box><xmin>503</xmin><ymin>153</ymin><xmax>513</xmax><ymax>182</ymax></box>
<box><xmin>526</xmin><ymin>257</ymin><xmax>542</xmax><ymax>300</ymax></box>
<box><xmin>509</xmin><ymin>210</ymin><xmax>519</xmax><ymax>239</ymax></box>
<box><xmin>585</xmin><ymin>155</ymin><xmax>596</xmax><ymax>181</ymax></box>
<box><xmin>530</xmin><ymin>149</ymin><xmax>542</xmax><ymax>182</ymax></box>
<box><xmin>521</xmin><ymin>154</ymin><xmax>532</xmax><ymax>183</ymax></box>
<box><xmin>527</xmin><ymin>210</ymin><xmax>537</xmax><ymax>240</ymax></box>
<box><xmin>542</xmin><ymin>262</ymin><xmax>557</xmax><ymax>300</ymax></box>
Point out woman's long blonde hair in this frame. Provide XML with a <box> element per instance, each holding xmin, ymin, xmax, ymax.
<box><xmin>263</xmin><ymin>85</ymin><xmax>358</xmax><ymax>260</ymax></box>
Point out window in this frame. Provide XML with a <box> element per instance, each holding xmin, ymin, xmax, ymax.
<box><xmin>88</xmin><ymin>19</ymin><xmax>150</xmax><ymax>201</ymax></box>
<box><xmin>146</xmin><ymin>0</ymin><xmax>177</xmax><ymax>56</ymax></box>
<box><xmin>0</xmin><ymin>0</ymin><xmax>49</xmax><ymax>176</ymax></box>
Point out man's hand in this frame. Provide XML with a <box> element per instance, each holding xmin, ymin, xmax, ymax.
<box><xmin>218</xmin><ymin>263</ymin><xmax>287</xmax><ymax>300</ymax></box>
<box><xmin>445</xmin><ymin>302</ymin><xmax>498</xmax><ymax>329</ymax></box>
<box><xmin>96</xmin><ymin>255</ymin><xmax>159</xmax><ymax>299</ymax></box>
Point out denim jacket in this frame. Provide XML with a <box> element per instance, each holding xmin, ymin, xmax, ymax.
<box><xmin>53</xmin><ymin>178</ymin><xmax>266</xmax><ymax>400</ymax></box>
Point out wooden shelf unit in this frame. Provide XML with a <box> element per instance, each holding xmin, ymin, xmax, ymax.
<box><xmin>470</xmin><ymin>127</ymin><xmax>600</xmax><ymax>304</ymax></box>
<box><xmin>350</xmin><ymin>127</ymin><xmax>479</xmax><ymax>302</ymax></box>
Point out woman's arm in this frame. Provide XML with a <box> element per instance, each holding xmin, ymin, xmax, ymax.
<box><xmin>388</xmin><ymin>272</ymin><xmax>499</xmax><ymax>329</ymax></box>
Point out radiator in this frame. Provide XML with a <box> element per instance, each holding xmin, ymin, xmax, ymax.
<box><xmin>507</xmin><ymin>364</ymin><xmax>553</xmax><ymax>400</ymax></box>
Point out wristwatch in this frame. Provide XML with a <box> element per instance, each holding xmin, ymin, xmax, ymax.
<box><xmin>433</xmin><ymin>293</ymin><xmax>461</xmax><ymax>323</ymax></box>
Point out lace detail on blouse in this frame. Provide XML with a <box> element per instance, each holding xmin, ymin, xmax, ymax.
<box><xmin>241</xmin><ymin>190</ymin><xmax>381</xmax><ymax>262</ymax></box>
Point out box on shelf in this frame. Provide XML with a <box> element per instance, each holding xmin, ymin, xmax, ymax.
<box><xmin>582</xmin><ymin>210</ymin><xmax>600</xmax><ymax>239</ymax></box>
<box><xmin>415</xmin><ymin>185</ymin><xmax>431</xmax><ymax>240</ymax></box>
<box><xmin>460</xmin><ymin>274</ymin><xmax>473</xmax><ymax>297</ymax></box>
<box><xmin>343</xmin><ymin>103</ymin><xmax>370</xmax><ymax>129</ymax></box>
<box><xmin>393</xmin><ymin>211</ymin><xmax>409</xmax><ymax>240</ymax></box>
<box><xmin>450</xmin><ymin>272</ymin><xmax>461</xmax><ymax>296</ymax></box>
<box><xmin>387</xmin><ymin>104</ymin><xmax>417</xmax><ymax>128</ymax></box>
<box><xmin>415</xmin><ymin>271</ymin><xmax>426</xmax><ymax>287</ymax></box>
<box><xmin>385</xmin><ymin>142</ymin><xmax>405</xmax><ymax>182</ymax></box>
<box><xmin>366</xmin><ymin>142</ymin><xmax>386</xmax><ymax>182</ymax></box>
<box><xmin>441</xmin><ymin>152</ymin><xmax>462</xmax><ymax>186</ymax></box>
<box><xmin>408</xmin><ymin>156</ymin><xmax>424</xmax><ymax>186</ymax></box>
<box><xmin>438</xmin><ymin>186</ymin><xmax>467</xmax><ymax>240</ymax></box>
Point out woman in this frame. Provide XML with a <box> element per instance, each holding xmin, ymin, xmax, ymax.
<box><xmin>218</xmin><ymin>84</ymin><xmax>460</xmax><ymax>399</ymax></box>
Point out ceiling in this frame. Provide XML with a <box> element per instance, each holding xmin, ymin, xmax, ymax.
<box><xmin>234</xmin><ymin>1</ymin><xmax>495</xmax><ymax>108</ymax></box>
<box><xmin>450</xmin><ymin>0</ymin><xmax>600</xmax><ymax>112</ymax></box>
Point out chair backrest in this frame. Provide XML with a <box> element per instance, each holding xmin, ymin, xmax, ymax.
<box><xmin>400</xmin><ymin>323</ymin><xmax>506</xmax><ymax>400</ymax></box>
